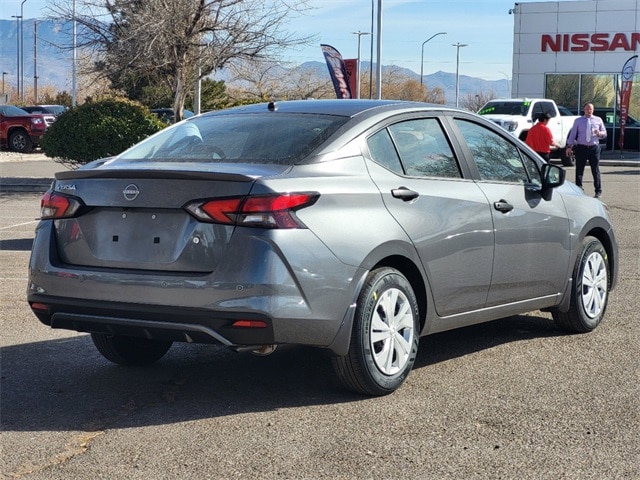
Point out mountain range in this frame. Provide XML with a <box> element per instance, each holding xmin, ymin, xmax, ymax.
<box><xmin>1</xmin><ymin>19</ymin><xmax>509</xmax><ymax>104</ymax></box>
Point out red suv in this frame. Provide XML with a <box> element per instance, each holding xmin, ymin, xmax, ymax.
<box><xmin>0</xmin><ymin>105</ymin><xmax>55</xmax><ymax>152</ymax></box>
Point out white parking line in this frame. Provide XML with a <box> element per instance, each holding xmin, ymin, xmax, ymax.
<box><xmin>0</xmin><ymin>220</ymin><xmax>39</xmax><ymax>230</ymax></box>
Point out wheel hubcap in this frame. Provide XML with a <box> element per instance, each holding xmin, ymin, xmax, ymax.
<box><xmin>581</xmin><ymin>252</ymin><xmax>607</xmax><ymax>319</ymax></box>
<box><xmin>12</xmin><ymin>135</ymin><xmax>26</xmax><ymax>150</ymax></box>
<box><xmin>370</xmin><ymin>287</ymin><xmax>415</xmax><ymax>375</ymax></box>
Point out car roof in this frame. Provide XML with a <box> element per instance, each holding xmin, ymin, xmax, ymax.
<box><xmin>207</xmin><ymin>99</ymin><xmax>451</xmax><ymax>118</ymax></box>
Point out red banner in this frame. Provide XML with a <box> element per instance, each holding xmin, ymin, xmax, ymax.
<box><xmin>320</xmin><ymin>44</ymin><xmax>353</xmax><ymax>99</ymax></box>
<box><xmin>344</xmin><ymin>59</ymin><xmax>358</xmax><ymax>99</ymax></box>
<box><xmin>619</xmin><ymin>55</ymin><xmax>637</xmax><ymax>150</ymax></box>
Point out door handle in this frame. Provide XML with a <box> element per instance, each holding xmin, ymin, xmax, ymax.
<box><xmin>494</xmin><ymin>199</ymin><xmax>514</xmax><ymax>213</ymax></box>
<box><xmin>391</xmin><ymin>187</ymin><xmax>419</xmax><ymax>201</ymax></box>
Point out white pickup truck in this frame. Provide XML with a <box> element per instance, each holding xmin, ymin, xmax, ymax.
<box><xmin>478</xmin><ymin>98</ymin><xmax>581</xmax><ymax>165</ymax></box>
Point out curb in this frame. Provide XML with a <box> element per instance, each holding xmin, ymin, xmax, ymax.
<box><xmin>0</xmin><ymin>178</ymin><xmax>53</xmax><ymax>193</ymax></box>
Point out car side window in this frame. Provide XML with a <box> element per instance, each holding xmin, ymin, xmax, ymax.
<box><xmin>522</xmin><ymin>155</ymin><xmax>542</xmax><ymax>186</ymax></box>
<box><xmin>387</xmin><ymin>119</ymin><xmax>461</xmax><ymax>178</ymax></box>
<box><xmin>455</xmin><ymin>119</ymin><xmax>530</xmax><ymax>183</ymax></box>
<box><xmin>367</xmin><ymin>129</ymin><xmax>405</xmax><ymax>174</ymax></box>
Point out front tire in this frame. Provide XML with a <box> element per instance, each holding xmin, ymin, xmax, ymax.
<box><xmin>91</xmin><ymin>333</ymin><xmax>173</xmax><ymax>366</ymax></box>
<box><xmin>333</xmin><ymin>267</ymin><xmax>419</xmax><ymax>396</ymax></box>
<box><xmin>552</xmin><ymin>236</ymin><xmax>609</xmax><ymax>333</ymax></box>
<box><xmin>9</xmin><ymin>129</ymin><xmax>33</xmax><ymax>152</ymax></box>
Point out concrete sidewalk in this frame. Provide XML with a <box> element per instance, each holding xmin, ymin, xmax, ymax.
<box><xmin>1</xmin><ymin>149</ymin><xmax>638</xmax><ymax>193</ymax></box>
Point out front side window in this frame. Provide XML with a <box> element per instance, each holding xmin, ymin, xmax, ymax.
<box><xmin>455</xmin><ymin>119</ymin><xmax>530</xmax><ymax>183</ymax></box>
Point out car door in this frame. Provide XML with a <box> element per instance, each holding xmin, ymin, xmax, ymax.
<box><xmin>365</xmin><ymin>116</ymin><xmax>495</xmax><ymax>317</ymax></box>
<box><xmin>451</xmin><ymin>117</ymin><xmax>571</xmax><ymax>307</ymax></box>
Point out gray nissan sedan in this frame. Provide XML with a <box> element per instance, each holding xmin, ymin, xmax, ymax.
<box><xmin>28</xmin><ymin>100</ymin><xmax>618</xmax><ymax>395</ymax></box>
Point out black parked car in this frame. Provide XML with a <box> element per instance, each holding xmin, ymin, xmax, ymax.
<box><xmin>593</xmin><ymin>108</ymin><xmax>640</xmax><ymax>151</ymax></box>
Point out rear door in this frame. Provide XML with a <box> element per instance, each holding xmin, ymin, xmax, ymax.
<box><xmin>364</xmin><ymin>116</ymin><xmax>495</xmax><ymax>317</ymax></box>
<box><xmin>451</xmin><ymin>117</ymin><xmax>571</xmax><ymax>306</ymax></box>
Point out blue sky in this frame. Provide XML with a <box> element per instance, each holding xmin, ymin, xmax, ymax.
<box><xmin>0</xmin><ymin>0</ymin><xmax>568</xmax><ymax>81</ymax></box>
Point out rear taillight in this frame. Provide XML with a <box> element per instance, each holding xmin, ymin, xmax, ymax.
<box><xmin>40</xmin><ymin>190</ymin><xmax>84</xmax><ymax>219</ymax></box>
<box><xmin>185</xmin><ymin>192</ymin><xmax>319</xmax><ymax>229</ymax></box>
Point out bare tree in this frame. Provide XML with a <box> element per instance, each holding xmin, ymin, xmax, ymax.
<box><xmin>47</xmin><ymin>0</ymin><xmax>313</xmax><ymax>120</ymax></box>
<box><xmin>358</xmin><ymin>66</ymin><xmax>445</xmax><ymax>103</ymax></box>
<box><xmin>226</xmin><ymin>59</ymin><xmax>333</xmax><ymax>102</ymax></box>
<box><xmin>460</xmin><ymin>90</ymin><xmax>497</xmax><ymax>112</ymax></box>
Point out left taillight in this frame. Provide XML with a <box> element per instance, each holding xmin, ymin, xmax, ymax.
<box><xmin>40</xmin><ymin>190</ymin><xmax>84</xmax><ymax>219</ymax></box>
<box><xmin>185</xmin><ymin>192</ymin><xmax>319</xmax><ymax>229</ymax></box>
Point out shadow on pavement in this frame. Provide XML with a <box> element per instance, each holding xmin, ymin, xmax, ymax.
<box><xmin>1</xmin><ymin>313</ymin><xmax>561</xmax><ymax>433</ymax></box>
<box><xmin>0</xmin><ymin>238</ymin><xmax>34</xmax><ymax>251</ymax></box>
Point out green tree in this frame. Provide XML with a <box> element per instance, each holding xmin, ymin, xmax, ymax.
<box><xmin>42</xmin><ymin>97</ymin><xmax>165</xmax><ymax>166</ymax></box>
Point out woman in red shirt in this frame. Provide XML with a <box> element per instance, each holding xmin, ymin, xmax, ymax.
<box><xmin>525</xmin><ymin>112</ymin><xmax>559</xmax><ymax>161</ymax></box>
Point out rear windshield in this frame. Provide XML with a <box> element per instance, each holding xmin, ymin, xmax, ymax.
<box><xmin>478</xmin><ymin>101</ymin><xmax>527</xmax><ymax>116</ymax></box>
<box><xmin>115</xmin><ymin>113</ymin><xmax>348</xmax><ymax>165</ymax></box>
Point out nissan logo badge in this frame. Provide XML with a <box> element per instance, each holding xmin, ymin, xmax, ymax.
<box><xmin>123</xmin><ymin>184</ymin><xmax>140</xmax><ymax>201</ymax></box>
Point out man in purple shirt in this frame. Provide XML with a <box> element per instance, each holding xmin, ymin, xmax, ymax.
<box><xmin>566</xmin><ymin>103</ymin><xmax>607</xmax><ymax>198</ymax></box>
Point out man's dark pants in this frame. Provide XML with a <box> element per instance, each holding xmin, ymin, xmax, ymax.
<box><xmin>574</xmin><ymin>144</ymin><xmax>602</xmax><ymax>194</ymax></box>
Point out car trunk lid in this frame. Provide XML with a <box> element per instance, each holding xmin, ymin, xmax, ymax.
<box><xmin>49</xmin><ymin>164</ymin><xmax>288</xmax><ymax>272</ymax></box>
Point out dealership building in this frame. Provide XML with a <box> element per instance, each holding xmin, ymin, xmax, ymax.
<box><xmin>510</xmin><ymin>0</ymin><xmax>638</xmax><ymax>125</ymax></box>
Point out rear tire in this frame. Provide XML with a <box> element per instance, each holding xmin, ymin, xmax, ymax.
<box><xmin>552</xmin><ymin>236</ymin><xmax>609</xmax><ymax>333</ymax></box>
<box><xmin>91</xmin><ymin>333</ymin><xmax>173</xmax><ymax>366</ymax></box>
<box><xmin>332</xmin><ymin>267</ymin><xmax>419</xmax><ymax>396</ymax></box>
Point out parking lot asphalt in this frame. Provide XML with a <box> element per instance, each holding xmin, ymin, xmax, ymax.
<box><xmin>1</xmin><ymin>167</ymin><xmax>638</xmax><ymax>479</ymax></box>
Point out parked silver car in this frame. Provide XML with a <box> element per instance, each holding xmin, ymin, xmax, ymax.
<box><xmin>28</xmin><ymin>100</ymin><xmax>618</xmax><ymax>395</ymax></box>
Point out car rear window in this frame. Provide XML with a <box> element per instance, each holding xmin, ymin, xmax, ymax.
<box><xmin>115</xmin><ymin>113</ymin><xmax>349</xmax><ymax>166</ymax></box>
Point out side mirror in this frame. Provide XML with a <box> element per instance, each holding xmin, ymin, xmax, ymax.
<box><xmin>542</xmin><ymin>163</ymin><xmax>565</xmax><ymax>189</ymax></box>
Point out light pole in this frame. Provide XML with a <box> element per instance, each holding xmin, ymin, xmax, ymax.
<box><xmin>352</xmin><ymin>31</ymin><xmax>371</xmax><ymax>99</ymax></box>
<box><xmin>369</xmin><ymin>0</ymin><xmax>374</xmax><ymax>99</ymax></box>
<box><xmin>375</xmin><ymin>0</ymin><xmax>383</xmax><ymax>99</ymax></box>
<box><xmin>20</xmin><ymin>0</ymin><xmax>27</xmax><ymax>101</ymax></box>
<box><xmin>72</xmin><ymin>0</ymin><xmax>77</xmax><ymax>107</ymax></box>
<box><xmin>453</xmin><ymin>42</ymin><xmax>468</xmax><ymax>107</ymax></box>
<box><xmin>2</xmin><ymin>72</ymin><xmax>7</xmax><ymax>95</ymax></box>
<box><xmin>420</xmin><ymin>32</ymin><xmax>446</xmax><ymax>88</ymax></box>
<box><xmin>33</xmin><ymin>21</ymin><xmax>38</xmax><ymax>103</ymax></box>
<box><xmin>11</xmin><ymin>15</ymin><xmax>21</xmax><ymax>100</ymax></box>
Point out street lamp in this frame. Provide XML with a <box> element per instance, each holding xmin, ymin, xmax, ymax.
<box><xmin>11</xmin><ymin>15</ymin><xmax>21</xmax><ymax>99</ymax></box>
<box><xmin>2</xmin><ymin>72</ymin><xmax>7</xmax><ymax>95</ymax></box>
<box><xmin>21</xmin><ymin>1</ymin><xmax>28</xmax><ymax>102</ymax></box>
<box><xmin>420</xmin><ymin>32</ymin><xmax>446</xmax><ymax>88</ymax></box>
<box><xmin>352</xmin><ymin>31</ymin><xmax>371</xmax><ymax>99</ymax></box>
<box><xmin>375</xmin><ymin>0</ymin><xmax>383</xmax><ymax>99</ymax></box>
<box><xmin>452</xmin><ymin>42</ymin><xmax>468</xmax><ymax>107</ymax></box>
<box><xmin>72</xmin><ymin>0</ymin><xmax>77</xmax><ymax>106</ymax></box>
<box><xmin>369</xmin><ymin>0</ymin><xmax>374</xmax><ymax>99</ymax></box>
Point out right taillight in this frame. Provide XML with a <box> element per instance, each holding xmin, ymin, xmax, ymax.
<box><xmin>185</xmin><ymin>192</ymin><xmax>319</xmax><ymax>229</ymax></box>
<box><xmin>40</xmin><ymin>190</ymin><xmax>84</xmax><ymax>219</ymax></box>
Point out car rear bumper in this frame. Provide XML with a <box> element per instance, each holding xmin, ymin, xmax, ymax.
<box><xmin>28</xmin><ymin>221</ymin><xmax>364</xmax><ymax>349</ymax></box>
<box><xmin>28</xmin><ymin>294</ymin><xmax>275</xmax><ymax>347</ymax></box>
